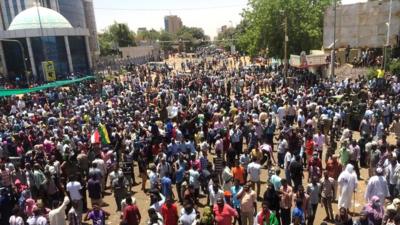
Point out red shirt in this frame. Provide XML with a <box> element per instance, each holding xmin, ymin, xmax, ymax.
<box><xmin>123</xmin><ymin>204</ymin><xmax>141</xmax><ymax>225</ymax></box>
<box><xmin>213</xmin><ymin>204</ymin><xmax>238</xmax><ymax>225</ymax></box>
<box><xmin>161</xmin><ymin>203</ymin><xmax>179</xmax><ymax>225</ymax></box>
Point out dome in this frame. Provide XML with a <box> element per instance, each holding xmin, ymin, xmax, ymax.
<box><xmin>8</xmin><ymin>6</ymin><xmax>73</xmax><ymax>30</ymax></box>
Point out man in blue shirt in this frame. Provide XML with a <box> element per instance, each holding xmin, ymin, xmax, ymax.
<box><xmin>175</xmin><ymin>155</ymin><xmax>186</xmax><ymax>203</ymax></box>
<box><xmin>292</xmin><ymin>199</ymin><xmax>305</xmax><ymax>225</ymax></box>
<box><xmin>230</xmin><ymin>179</ymin><xmax>243</xmax><ymax>225</ymax></box>
<box><xmin>269</xmin><ymin>168</ymin><xmax>282</xmax><ymax>191</ymax></box>
<box><xmin>161</xmin><ymin>173</ymin><xmax>172</xmax><ymax>199</ymax></box>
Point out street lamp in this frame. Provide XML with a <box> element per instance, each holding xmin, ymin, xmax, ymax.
<box><xmin>383</xmin><ymin>0</ymin><xmax>393</xmax><ymax>72</ymax></box>
<box><xmin>331</xmin><ymin>0</ymin><xmax>337</xmax><ymax>81</ymax></box>
<box><xmin>279</xmin><ymin>10</ymin><xmax>288</xmax><ymax>80</ymax></box>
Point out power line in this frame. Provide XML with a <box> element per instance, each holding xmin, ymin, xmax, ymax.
<box><xmin>94</xmin><ymin>4</ymin><xmax>245</xmax><ymax>12</ymax></box>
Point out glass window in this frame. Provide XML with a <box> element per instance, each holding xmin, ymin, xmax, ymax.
<box><xmin>58</xmin><ymin>0</ymin><xmax>86</xmax><ymax>28</ymax></box>
<box><xmin>20</xmin><ymin>0</ymin><xmax>25</xmax><ymax>10</ymax></box>
<box><xmin>68</xmin><ymin>36</ymin><xmax>89</xmax><ymax>74</ymax></box>
<box><xmin>3</xmin><ymin>39</ymin><xmax>29</xmax><ymax>83</ymax></box>
<box><xmin>31</xmin><ymin>36</ymin><xmax>69</xmax><ymax>81</ymax></box>
<box><xmin>12</xmin><ymin>0</ymin><xmax>18</xmax><ymax>16</ymax></box>
<box><xmin>4</xmin><ymin>0</ymin><xmax>13</xmax><ymax>27</ymax></box>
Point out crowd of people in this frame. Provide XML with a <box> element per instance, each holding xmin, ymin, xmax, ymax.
<box><xmin>1</xmin><ymin>50</ymin><xmax>400</xmax><ymax>225</ymax></box>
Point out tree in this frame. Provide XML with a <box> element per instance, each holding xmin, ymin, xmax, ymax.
<box><xmin>136</xmin><ymin>29</ymin><xmax>161</xmax><ymax>43</ymax></box>
<box><xmin>176</xmin><ymin>26</ymin><xmax>209</xmax><ymax>52</ymax></box>
<box><xmin>98</xmin><ymin>22</ymin><xmax>136</xmax><ymax>56</ymax></box>
<box><xmin>159</xmin><ymin>31</ymin><xmax>176</xmax><ymax>51</ymax></box>
<box><xmin>98</xmin><ymin>33</ymin><xmax>117</xmax><ymax>56</ymax></box>
<box><xmin>216</xmin><ymin>27</ymin><xmax>237</xmax><ymax>51</ymax></box>
<box><xmin>238</xmin><ymin>0</ymin><xmax>334</xmax><ymax>57</ymax></box>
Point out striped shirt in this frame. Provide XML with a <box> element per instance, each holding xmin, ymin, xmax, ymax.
<box><xmin>0</xmin><ymin>168</ymin><xmax>12</xmax><ymax>186</ymax></box>
<box><xmin>214</xmin><ymin>157</ymin><xmax>224</xmax><ymax>173</ymax></box>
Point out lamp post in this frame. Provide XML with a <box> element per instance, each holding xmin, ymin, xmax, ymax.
<box><xmin>279</xmin><ymin>10</ymin><xmax>288</xmax><ymax>80</ymax></box>
<box><xmin>383</xmin><ymin>0</ymin><xmax>393</xmax><ymax>72</ymax></box>
<box><xmin>284</xmin><ymin>15</ymin><xmax>288</xmax><ymax>79</ymax></box>
<box><xmin>331</xmin><ymin>0</ymin><xmax>337</xmax><ymax>80</ymax></box>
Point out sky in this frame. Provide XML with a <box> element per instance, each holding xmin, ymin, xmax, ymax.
<box><xmin>93</xmin><ymin>0</ymin><xmax>367</xmax><ymax>39</ymax></box>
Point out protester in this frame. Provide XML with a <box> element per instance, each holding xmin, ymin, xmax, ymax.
<box><xmin>254</xmin><ymin>201</ymin><xmax>279</xmax><ymax>225</ymax></box>
<box><xmin>338</xmin><ymin>164</ymin><xmax>358</xmax><ymax>210</ymax></box>
<box><xmin>0</xmin><ymin>50</ymin><xmax>399</xmax><ymax>225</ymax></box>
<box><xmin>213</xmin><ymin>196</ymin><xmax>238</xmax><ymax>225</ymax></box>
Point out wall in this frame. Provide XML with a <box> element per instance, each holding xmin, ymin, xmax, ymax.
<box><xmin>119</xmin><ymin>45</ymin><xmax>160</xmax><ymax>60</ymax></box>
<box><xmin>324</xmin><ymin>0</ymin><xmax>400</xmax><ymax>48</ymax></box>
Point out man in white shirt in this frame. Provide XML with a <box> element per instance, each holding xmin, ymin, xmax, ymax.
<box><xmin>247</xmin><ymin>158</ymin><xmax>261</xmax><ymax>198</ymax></box>
<box><xmin>386</xmin><ymin>156</ymin><xmax>400</xmax><ymax>199</ymax></box>
<box><xmin>284</xmin><ymin>149</ymin><xmax>293</xmax><ymax>184</ymax></box>
<box><xmin>66</xmin><ymin>176</ymin><xmax>83</xmax><ymax>221</ymax></box>
<box><xmin>276</xmin><ymin>105</ymin><xmax>286</xmax><ymax>128</ymax></box>
<box><xmin>313</xmin><ymin>131</ymin><xmax>325</xmax><ymax>155</ymax></box>
<box><xmin>278</xmin><ymin>136</ymin><xmax>288</xmax><ymax>167</ymax></box>
<box><xmin>49</xmin><ymin>196</ymin><xmax>70</xmax><ymax>225</ymax></box>
<box><xmin>93</xmin><ymin>155</ymin><xmax>107</xmax><ymax>192</ymax></box>
<box><xmin>148</xmin><ymin>165</ymin><xmax>159</xmax><ymax>190</ymax></box>
<box><xmin>208</xmin><ymin>183</ymin><xmax>224</xmax><ymax>206</ymax></box>
<box><xmin>27</xmin><ymin>208</ymin><xmax>48</xmax><ymax>225</ymax></box>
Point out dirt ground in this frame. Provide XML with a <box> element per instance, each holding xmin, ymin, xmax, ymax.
<box><xmin>93</xmin><ymin>131</ymin><xmax>397</xmax><ymax>225</ymax></box>
<box><xmin>94</xmin><ymin>56</ymin><xmax>396</xmax><ymax>225</ymax></box>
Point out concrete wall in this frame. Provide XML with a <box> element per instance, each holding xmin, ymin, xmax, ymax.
<box><xmin>118</xmin><ymin>45</ymin><xmax>160</xmax><ymax>60</ymax></box>
<box><xmin>324</xmin><ymin>0</ymin><xmax>400</xmax><ymax>48</ymax></box>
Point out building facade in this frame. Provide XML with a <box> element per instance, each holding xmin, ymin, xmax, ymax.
<box><xmin>164</xmin><ymin>15</ymin><xmax>182</xmax><ymax>34</ymax></box>
<box><xmin>0</xmin><ymin>0</ymin><xmax>98</xmax><ymax>82</ymax></box>
<box><xmin>324</xmin><ymin>0</ymin><xmax>400</xmax><ymax>49</ymax></box>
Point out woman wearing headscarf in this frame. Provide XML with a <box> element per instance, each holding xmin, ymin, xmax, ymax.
<box><xmin>362</xmin><ymin>196</ymin><xmax>384</xmax><ymax>225</ymax></box>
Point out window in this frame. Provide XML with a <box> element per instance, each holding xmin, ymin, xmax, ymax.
<box><xmin>31</xmin><ymin>36</ymin><xmax>69</xmax><ymax>81</ymax></box>
<box><xmin>4</xmin><ymin>0</ymin><xmax>13</xmax><ymax>27</ymax></box>
<box><xmin>68</xmin><ymin>36</ymin><xmax>89</xmax><ymax>74</ymax></box>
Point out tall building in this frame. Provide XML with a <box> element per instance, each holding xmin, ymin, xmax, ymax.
<box><xmin>83</xmin><ymin>0</ymin><xmax>99</xmax><ymax>56</ymax></box>
<box><xmin>0</xmin><ymin>0</ymin><xmax>98</xmax><ymax>81</ymax></box>
<box><xmin>164</xmin><ymin>15</ymin><xmax>182</xmax><ymax>34</ymax></box>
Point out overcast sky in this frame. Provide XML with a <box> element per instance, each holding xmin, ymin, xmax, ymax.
<box><xmin>93</xmin><ymin>0</ymin><xmax>367</xmax><ymax>38</ymax></box>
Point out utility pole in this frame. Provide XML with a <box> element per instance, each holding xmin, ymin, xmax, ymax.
<box><xmin>331</xmin><ymin>0</ymin><xmax>337</xmax><ymax>80</ymax></box>
<box><xmin>284</xmin><ymin>15</ymin><xmax>288</xmax><ymax>79</ymax></box>
<box><xmin>384</xmin><ymin>0</ymin><xmax>393</xmax><ymax>72</ymax></box>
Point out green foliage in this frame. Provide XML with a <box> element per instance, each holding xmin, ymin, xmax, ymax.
<box><xmin>366</xmin><ymin>68</ymin><xmax>378</xmax><ymax>80</ymax></box>
<box><xmin>159</xmin><ymin>31</ymin><xmax>177</xmax><ymax>51</ymax></box>
<box><xmin>389</xmin><ymin>59</ymin><xmax>400</xmax><ymax>76</ymax></box>
<box><xmin>136</xmin><ymin>29</ymin><xmax>161</xmax><ymax>42</ymax></box>
<box><xmin>216</xmin><ymin>27</ymin><xmax>237</xmax><ymax>51</ymax></box>
<box><xmin>98</xmin><ymin>22</ymin><xmax>136</xmax><ymax>56</ymax></box>
<box><xmin>176</xmin><ymin>26</ymin><xmax>209</xmax><ymax>52</ymax></box>
<box><xmin>238</xmin><ymin>0</ymin><xmax>334</xmax><ymax>57</ymax></box>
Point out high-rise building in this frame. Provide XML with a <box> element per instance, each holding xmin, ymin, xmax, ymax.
<box><xmin>0</xmin><ymin>0</ymin><xmax>99</xmax><ymax>81</ymax></box>
<box><xmin>164</xmin><ymin>15</ymin><xmax>182</xmax><ymax>34</ymax></box>
<box><xmin>83</xmin><ymin>0</ymin><xmax>99</xmax><ymax>56</ymax></box>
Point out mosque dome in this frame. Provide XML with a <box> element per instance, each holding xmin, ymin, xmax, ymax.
<box><xmin>8</xmin><ymin>6</ymin><xmax>73</xmax><ymax>30</ymax></box>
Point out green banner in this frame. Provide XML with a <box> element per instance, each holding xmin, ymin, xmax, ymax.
<box><xmin>0</xmin><ymin>76</ymin><xmax>95</xmax><ymax>97</ymax></box>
